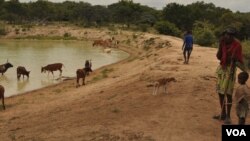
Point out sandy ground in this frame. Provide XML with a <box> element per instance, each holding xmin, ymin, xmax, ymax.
<box><xmin>0</xmin><ymin>24</ymin><xmax>250</xmax><ymax>141</ymax></box>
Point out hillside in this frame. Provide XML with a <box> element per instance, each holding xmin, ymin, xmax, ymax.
<box><xmin>0</xmin><ymin>25</ymin><xmax>249</xmax><ymax>141</ymax></box>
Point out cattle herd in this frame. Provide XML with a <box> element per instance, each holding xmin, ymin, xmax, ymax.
<box><xmin>0</xmin><ymin>60</ymin><xmax>93</xmax><ymax>110</ymax></box>
<box><xmin>0</xmin><ymin>38</ymin><xmax>117</xmax><ymax>110</ymax></box>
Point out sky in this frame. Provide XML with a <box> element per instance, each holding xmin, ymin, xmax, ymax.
<box><xmin>19</xmin><ymin>0</ymin><xmax>250</xmax><ymax>13</ymax></box>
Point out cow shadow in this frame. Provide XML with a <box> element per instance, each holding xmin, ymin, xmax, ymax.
<box><xmin>40</xmin><ymin>76</ymin><xmax>59</xmax><ymax>86</ymax></box>
<box><xmin>17</xmin><ymin>79</ymin><xmax>29</xmax><ymax>91</ymax></box>
<box><xmin>0</xmin><ymin>75</ymin><xmax>9</xmax><ymax>82</ymax></box>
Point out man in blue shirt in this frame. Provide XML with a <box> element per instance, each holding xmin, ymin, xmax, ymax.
<box><xmin>182</xmin><ymin>30</ymin><xmax>193</xmax><ymax>64</ymax></box>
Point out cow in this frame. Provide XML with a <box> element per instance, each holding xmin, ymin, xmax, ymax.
<box><xmin>41</xmin><ymin>63</ymin><xmax>64</xmax><ymax>76</ymax></box>
<box><xmin>103</xmin><ymin>48</ymin><xmax>112</xmax><ymax>53</ymax></box>
<box><xmin>0</xmin><ymin>85</ymin><xmax>5</xmax><ymax>110</ymax></box>
<box><xmin>17</xmin><ymin>66</ymin><xmax>30</xmax><ymax>80</ymax></box>
<box><xmin>92</xmin><ymin>39</ymin><xmax>112</xmax><ymax>48</ymax></box>
<box><xmin>76</xmin><ymin>67</ymin><xmax>92</xmax><ymax>88</ymax></box>
<box><xmin>0</xmin><ymin>61</ymin><xmax>13</xmax><ymax>75</ymax></box>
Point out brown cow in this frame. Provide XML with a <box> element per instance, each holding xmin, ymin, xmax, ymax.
<box><xmin>17</xmin><ymin>66</ymin><xmax>30</xmax><ymax>80</ymax></box>
<box><xmin>92</xmin><ymin>39</ymin><xmax>112</xmax><ymax>47</ymax></box>
<box><xmin>0</xmin><ymin>85</ymin><xmax>5</xmax><ymax>110</ymax></box>
<box><xmin>41</xmin><ymin>63</ymin><xmax>64</xmax><ymax>76</ymax></box>
<box><xmin>76</xmin><ymin>67</ymin><xmax>92</xmax><ymax>88</ymax></box>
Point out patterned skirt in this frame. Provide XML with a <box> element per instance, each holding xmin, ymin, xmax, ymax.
<box><xmin>216</xmin><ymin>65</ymin><xmax>236</xmax><ymax>95</ymax></box>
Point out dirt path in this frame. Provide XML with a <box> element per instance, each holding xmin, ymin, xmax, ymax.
<box><xmin>0</xmin><ymin>25</ymin><xmax>249</xmax><ymax>141</ymax></box>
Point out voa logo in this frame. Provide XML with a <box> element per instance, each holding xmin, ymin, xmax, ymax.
<box><xmin>226</xmin><ymin>129</ymin><xmax>246</xmax><ymax>136</ymax></box>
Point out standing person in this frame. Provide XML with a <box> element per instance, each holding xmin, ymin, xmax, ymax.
<box><xmin>235</xmin><ymin>72</ymin><xmax>250</xmax><ymax>125</ymax></box>
<box><xmin>84</xmin><ymin>60</ymin><xmax>92</xmax><ymax>75</ymax></box>
<box><xmin>182</xmin><ymin>30</ymin><xmax>193</xmax><ymax>64</ymax></box>
<box><xmin>213</xmin><ymin>28</ymin><xmax>246</xmax><ymax>124</ymax></box>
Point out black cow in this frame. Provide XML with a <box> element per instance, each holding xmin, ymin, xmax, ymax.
<box><xmin>0</xmin><ymin>61</ymin><xmax>13</xmax><ymax>75</ymax></box>
<box><xmin>17</xmin><ymin>66</ymin><xmax>30</xmax><ymax>80</ymax></box>
<box><xmin>41</xmin><ymin>63</ymin><xmax>64</xmax><ymax>76</ymax></box>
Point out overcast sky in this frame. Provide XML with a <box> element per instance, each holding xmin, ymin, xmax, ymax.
<box><xmin>19</xmin><ymin>0</ymin><xmax>250</xmax><ymax>13</ymax></box>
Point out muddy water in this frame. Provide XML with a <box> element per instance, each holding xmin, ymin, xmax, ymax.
<box><xmin>0</xmin><ymin>40</ymin><xmax>129</xmax><ymax>97</ymax></box>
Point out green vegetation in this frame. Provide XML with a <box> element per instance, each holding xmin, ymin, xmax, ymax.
<box><xmin>0</xmin><ymin>23</ymin><xmax>7</xmax><ymax>35</ymax></box>
<box><xmin>242</xmin><ymin>41</ymin><xmax>250</xmax><ymax>69</ymax></box>
<box><xmin>101</xmin><ymin>68</ymin><xmax>114</xmax><ymax>78</ymax></box>
<box><xmin>155</xmin><ymin>21</ymin><xmax>181</xmax><ymax>37</ymax></box>
<box><xmin>91</xmin><ymin>68</ymin><xmax>114</xmax><ymax>82</ymax></box>
<box><xmin>143</xmin><ymin>38</ymin><xmax>155</xmax><ymax>51</ymax></box>
<box><xmin>192</xmin><ymin>21</ymin><xmax>216</xmax><ymax>46</ymax></box>
<box><xmin>0</xmin><ymin>0</ymin><xmax>249</xmax><ymax>44</ymax></box>
<box><xmin>14</xmin><ymin>35</ymin><xmax>77</xmax><ymax>40</ymax></box>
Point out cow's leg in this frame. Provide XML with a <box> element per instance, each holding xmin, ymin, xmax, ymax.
<box><xmin>59</xmin><ymin>69</ymin><xmax>62</xmax><ymax>76</ymax></box>
<box><xmin>17</xmin><ymin>74</ymin><xmax>20</xmax><ymax>80</ymax></box>
<box><xmin>82</xmin><ymin>77</ymin><xmax>85</xmax><ymax>85</ymax></box>
<box><xmin>51</xmin><ymin>71</ymin><xmax>54</xmax><ymax>77</ymax></box>
<box><xmin>153</xmin><ymin>85</ymin><xmax>156</xmax><ymax>95</ymax></box>
<box><xmin>164</xmin><ymin>84</ymin><xmax>167</xmax><ymax>94</ymax></box>
<box><xmin>2</xmin><ymin>97</ymin><xmax>5</xmax><ymax>110</ymax></box>
<box><xmin>155</xmin><ymin>85</ymin><xmax>159</xmax><ymax>95</ymax></box>
<box><xmin>76</xmin><ymin>77</ymin><xmax>80</xmax><ymax>88</ymax></box>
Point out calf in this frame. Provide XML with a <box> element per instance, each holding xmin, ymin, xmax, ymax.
<box><xmin>17</xmin><ymin>66</ymin><xmax>30</xmax><ymax>80</ymax></box>
<box><xmin>41</xmin><ymin>63</ymin><xmax>63</xmax><ymax>76</ymax></box>
<box><xmin>76</xmin><ymin>68</ymin><xmax>87</xmax><ymax>88</ymax></box>
<box><xmin>152</xmin><ymin>77</ymin><xmax>176</xmax><ymax>95</ymax></box>
<box><xmin>76</xmin><ymin>67</ymin><xmax>92</xmax><ymax>88</ymax></box>
<box><xmin>0</xmin><ymin>85</ymin><xmax>5</xmax><ymax>110</ymax></box>
<box><xmin>104</xmin><ymin>48</ymin><xmax>112</xmax><ymax>53</ymax></box>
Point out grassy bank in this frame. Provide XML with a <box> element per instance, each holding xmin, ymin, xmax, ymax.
<box><xmin>242</xmin><ymin>40</ymin><xmax>250</xmax><ymax>68</ymax></box>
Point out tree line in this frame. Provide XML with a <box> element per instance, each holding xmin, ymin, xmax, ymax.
<box><xmin>1</xmin><ymin>0</ymin><xmax>250</xmax><ymax>45</ymax></box>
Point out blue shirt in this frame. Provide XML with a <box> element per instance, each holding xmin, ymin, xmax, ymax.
<box><xmin>183</xmin><ymin>34</ymin><xmax>193</xmax><ymax>48</ymax></box>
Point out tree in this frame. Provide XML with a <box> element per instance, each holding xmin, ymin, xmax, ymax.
<box><xmin>91</xmin><ymin>5</ymin><xmax>111</xmax><ymax>26</ymax></box>
<box><xmin>193</xmin><ymin>20</ymin><xmax>216</xmax><ymax>46</ymax></box>
<box><xmin>108</xmin><ymin>0</ymin><xmax>142</xmax><ymax>27</ymax></box>
<box><xmin>29</xmin><ymin>0</ymin><xmax>55</xmax><ymax>21</ymax></box>
<box><xmin>2</xmin><ymin>0</ymin><xmax>27</xmax><ymax>23</ymax></box>
<box><xmin>162</xmin><ymin>3</ymin><xmax>192</xmax><ymax>30</ymax></box>
<box><xmin>155</xmin><ymin>21</ymin><xmax>181</xmax><ymax>36</ymax></box>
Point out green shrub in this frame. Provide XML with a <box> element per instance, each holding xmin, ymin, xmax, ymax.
<box><xmin>0</xmin><ymin>24</ymin><xmax>7</xmax><ymax>35</ymax></box>
<box><xmin>194</xmin><ymin>29</ymin><xmax>216</xmax><ymax>46</ymax></box>
<box><xmin>63</xmin><ymin>32</ymin><xmax>71</xmax><ymax>38</ymax></box>
<box><xmin>138</xmin><ymin>24</ymin><xmax>149</xmax><ymax>32</ymax></box>
<box><xmin>193</xmin><ymin>20</ymin><xmax>216</xmax><ymax>46</ymax></box>
<box><xmin>154</xmin><ymin>21</ymin><xmax>181</xmax><ymax>37</ymax></box>
<box><xmin>242</xmin><ymin>41</ymin><xmax>250</xmax><ymax>69</ymax></box>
